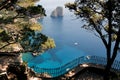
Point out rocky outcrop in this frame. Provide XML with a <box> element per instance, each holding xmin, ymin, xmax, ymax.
<box><xmin>51</xmin><ymin>6</ymin><xmax>63</xmax><ymax>17</ymax></box>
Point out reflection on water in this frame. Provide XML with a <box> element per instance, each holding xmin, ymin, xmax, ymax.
<box><xmin>51</xmin><ymin>17</ymin><xmax>63</xmax><ymax>26</ymax></box>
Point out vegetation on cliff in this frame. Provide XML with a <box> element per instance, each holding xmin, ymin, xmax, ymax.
<box><xmin>0</xmin><ymin>0</ymin><xmax>55</xmax><ymax>79</ymax></box>
<box><xmin>0</xmin><ymin>0</ymin><xmax>55</xmax><ymax>54</ymax></box>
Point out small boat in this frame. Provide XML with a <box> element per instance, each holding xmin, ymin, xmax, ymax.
<box><xmin>74</xmin><ymin>42</ymin><xmax>78</xmax><ymax>45</ymax></box>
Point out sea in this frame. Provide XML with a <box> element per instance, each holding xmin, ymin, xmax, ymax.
<box><xmin>22</xmin><ymin>0</ymin><xmax>120</xmax><ymax>71</ymax></box>
<box><xmin>35</xmin><ymin>0</ymin><xmax>120</xmax><ymax>60</ymax></box>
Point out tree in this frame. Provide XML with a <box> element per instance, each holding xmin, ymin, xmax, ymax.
<box><xmin>65</xmin><ymin>0</ymin><xmax>120</xmax><ymax>79</ymax></box>
<box><xmin>0</xmin><ymin>0</ymin><xmax>55</xmax><ymax>79</ymax></box>
<box><xmin>0</xmin><ymin>0</ymin><xmax>55</xmax><ymax>55</ymax></box>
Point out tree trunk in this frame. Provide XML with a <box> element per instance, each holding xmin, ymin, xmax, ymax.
<box><xmin>104</xmin><ymin>30</ymin><xmax>120</xmax><ymax>80</ymax></box>
<box><xmin>103</xmin><ymin>59</ymin><xmax>112</xmax><ymax>80</ymax></box>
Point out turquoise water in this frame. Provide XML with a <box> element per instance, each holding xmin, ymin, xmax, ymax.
<box><xmin>22</xmin><ymin>0</ymin><xmax>120</xmax><ymax>77</ymax></box>
<box><xmin>27</xmin><ymin>45</ymin><xmax>86</xmax><ymax>69</ymax></box>
<box><xmin>36</xmin><ymin>0</ymin><xmax>120</xmax><ymax>59</ymax></box>
<box><xmin>22</xmin><ymin>52</ymin><xmax>35</xmax><ymax>62</ymax></box>
<box><xmin>22</xmin><ymin>45</ymin><xmax>87</xmax><ymax>77</ymax></box>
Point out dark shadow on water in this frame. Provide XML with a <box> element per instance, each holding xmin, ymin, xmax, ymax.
<box><xmin>47</xmin><ymin>48</ymin><xmax>62</xmax><ymax>63</ymax></box>
<box><xmin>50</xmin><ymin>16</ymin><xmax>63</xmax><ymax>19</ymax></box>
<box><xmin>50</xmin><ymin>17</ymin><xmax>63</xmax><ymax>27</ymax></box>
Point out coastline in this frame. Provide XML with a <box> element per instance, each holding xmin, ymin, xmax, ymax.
<box><xmin>0</xmin><ymin>0</ymin><xmax>55</xmax><ymax>79</ymax></box>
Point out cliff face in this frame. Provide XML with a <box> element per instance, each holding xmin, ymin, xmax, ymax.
<box><xmin>51</xmin><ymin>6</ymin><xmax>63</xmax><ymax>17</ymax></box>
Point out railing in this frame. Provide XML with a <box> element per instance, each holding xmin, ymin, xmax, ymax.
<box><xmin>28</xmin><ymin>56</ymin><xmax>120</xmax><ymax>78</ymax></box>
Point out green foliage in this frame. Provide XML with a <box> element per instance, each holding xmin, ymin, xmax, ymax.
<box><xmin>20</xmin><ymin>30</ymin><xmax>49</xmax><ymax>52</ymax></box>
<box><xmin>27</xmin><ymin>5</ymin><xmax>46</xmax><ymax>16</ymax></box>
<box><xmin>66</xmin><ymin>0</ymin><xmax>120</xmax><ymax>79</ymax></box>
<box><xmin>41</xmin><ymin>38</ymin><xmax>56</xmax><ymax>52</ymax></box>
<box><xmin>66</xmin><ymin>0</ymin><xmax>120</xmax><ymax>49</ymax></box>
<box><xmin>0</xmin><ymin>0</ymin><xmax>55</xmax><ymax>54</ymax></box>
<box><xmin>0</xmin><ymin>30</ymin><xmax>10</xmax><ymax>42</ymax></box>
<box><xmin>66</xmin><ymin>0</ymin><xmax>120</xmax><ymax>35</ymax></box>
<box><xmin>29</xmin><ymin>23</ymin><xmax>42</xmax><ymax>31</ymax></box>
<box><xmin>0</xmin><ymin>0</ymin><xmax>55</xmax><ymax>79</ymax></box>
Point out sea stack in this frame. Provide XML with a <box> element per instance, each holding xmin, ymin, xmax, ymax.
<box><xmin>51</xmin><ymin>6</ymin><xmax>63</xmax><ymax>17</ymax></box>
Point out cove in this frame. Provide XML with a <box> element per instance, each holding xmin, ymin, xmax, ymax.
<box><xmin>22</xmin><ymin>0</ymin><xmax>120</xmax><ymax>77</ymax></box>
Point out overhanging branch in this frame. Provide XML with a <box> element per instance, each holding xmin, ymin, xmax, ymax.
<box><xmin>90</xmin><ymin>18</ymin><xmax>108</xmax><ymax>48</ymax></box>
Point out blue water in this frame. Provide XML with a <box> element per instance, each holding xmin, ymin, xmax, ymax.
<box><xmin>36</xmin><ymin>0</ymin><xmax>106</xmax><ymax>57</ymax></box>
<box><xmin>35</xmin><ymin>0</ymin><xmax>120</xmax><ymax>59</ymax></box>
<box><xmin>22</xmin><ymin>0</ymin><xmax>120</xmax><ymax>77</ymax></box>
<box><xmin>28</xmin><ymin>46</ymin><xmax>86</xmax><ymax>68</ymax></box>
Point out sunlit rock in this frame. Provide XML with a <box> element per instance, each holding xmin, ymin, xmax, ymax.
<box><xmin>51</xmin><ymin>6</ymin><xmax>63</xmax><ymax>17</ymax></box>
<box><xmin>0</xmin><ymin>14</ymin><xmax>3</xmax><ymax>18</ymax></box>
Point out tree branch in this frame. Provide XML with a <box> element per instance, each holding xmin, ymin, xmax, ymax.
<box><xmin>0</xmin><ymin>42</ymin><xmax>16</xmax><ymax>50</ymax></box>
<box><xmin>90</xmin><ymin>18</ymin><xmax>108</xmax><ymax>48</ymax></box>
<box><xmin>0</xmin><ymin>52</ymin><xmax>19</xmax><ymax>56</ymax></box>
<box><xmin>0</xmin><ymin>0</ymin><xmax>11</xmax><ymax>10</ymax></box>
<box><xmin>111</xmin><ymin>27</ymin><xmax>120</xmax><ymax>63</ymax></box>
<box><xmin>107</xmin><ymin>0</ymin><xmax>112</xmax><ymax>60</ymax></box>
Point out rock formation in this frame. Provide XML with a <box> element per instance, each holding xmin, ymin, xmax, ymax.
<box><xmin>51</xmin><ymin>6</ymin><xmax>63</xmax><ymax>17</ymax></box>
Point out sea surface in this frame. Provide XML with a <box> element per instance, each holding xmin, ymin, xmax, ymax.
<box><xmin>36</xmin><ymin>0</ymin><xmax>120</xmax><ymax>60</ymax></box>
<box><xmin>36</xmin><ymin>0</ymin><xmax>118</xmax><ymax>58</ymax></box>
<box><xmin>22</xmin><ymin>0</ymin><xmax>120</xmax><ymax>72</ymax></box>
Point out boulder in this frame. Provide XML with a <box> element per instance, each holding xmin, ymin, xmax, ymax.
<box><xmin>51</xmin><ymin>6</ymin><xmax>63</xmax><ymax>17</ymax></box>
